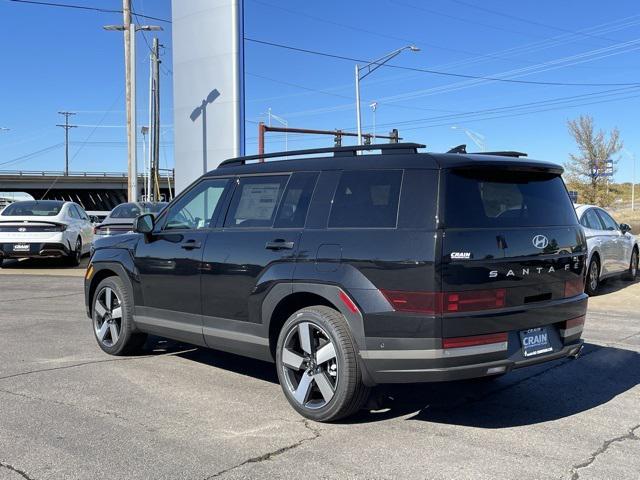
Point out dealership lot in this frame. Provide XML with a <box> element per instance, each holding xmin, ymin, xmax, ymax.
<box><xmin>0</xmin><ymin>271</ymin><xmax>638</xmax><ymax>480</ymax></box>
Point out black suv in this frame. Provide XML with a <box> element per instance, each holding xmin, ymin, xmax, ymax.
<box><xmin>85</xmin><ymin>143</ymin><xmax>588</xmax><ymax>422</ymax></box>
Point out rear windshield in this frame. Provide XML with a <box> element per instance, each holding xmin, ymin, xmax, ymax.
<box><xmin>1</xmin><ymin>201</ymin><xmax>63</xmax><ymax>217</ymax></box>
<box><xmin>109</xmin><ymin>202</ymin><xmax>167</xmax><ymax>219</ymax></box>
<box><xmin>444</xmin><ymin>169</ymin><xmax>577</xmax><ymax>228</ymax></box>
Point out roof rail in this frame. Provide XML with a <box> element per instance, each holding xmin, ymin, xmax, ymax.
<box><xmin>445</xmin><ymin>144</ymin><xmax>528</xmax><ymax>158</ymax></box>
<box><xmin>219</xmin><ymin>143</ymin><xmax>426</xmax><ymax>167</ymax></box>
<box><xmin>475</xmin><ymin>151</ymin><xmax>528</xmax><ymax>158</ymax></box>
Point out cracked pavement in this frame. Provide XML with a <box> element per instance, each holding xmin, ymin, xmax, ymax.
<box><xmin>0</xmin><ymin>273</ymin><xmax>638</xmax><ymax>479</ymax></box>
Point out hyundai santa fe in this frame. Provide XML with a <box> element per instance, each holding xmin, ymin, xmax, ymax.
<box><xmin>85</xmin><ymin>143</ymin><xmax>588</xmax><ymax>422</ymax></box>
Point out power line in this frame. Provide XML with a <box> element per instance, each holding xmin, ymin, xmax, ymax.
<box><xmin>0</xmin><ymin>143</ymin><xmax>64</xmax><ymax>168</ymax></box>
<box><xmin>6</xmin><ymin>0</ymin><xmax>171</xmax><ymax>23</ymax></box>
<box><xmin>244</xmin><ymin>37</ymin><xmax>640</xmax><ymax>87</ymax></box>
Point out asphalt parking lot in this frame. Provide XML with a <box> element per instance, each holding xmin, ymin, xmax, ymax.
<box><xmin>0</xmin><ymin>268</ymin><xmax>638</xmax><ymax>480</ymax></box>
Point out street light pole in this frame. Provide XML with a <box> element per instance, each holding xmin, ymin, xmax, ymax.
<box><xmin>355</xmin><ymin>45</ymin><xmax>420</xmax><ymax>146</ymax></box>
<box><xmin>369</xmin><ymin>102</ymin><xmax>378</xmax><ymax>143</ymax></box>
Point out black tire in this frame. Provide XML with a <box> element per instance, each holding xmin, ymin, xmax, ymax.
<box><xmin>0</xmin><ymin>258</ymin><xmax>3</xmax><ymax>268</ymax></box>
<box><xmin>276</xmin><ymin>306</ymin><xmax>370</xmax><ymax>422</ymax></box>
<box><xmin>67</xmin><ymin>237</ymin><xmax>82</xmax><ymax>266</ymax></box>
<box><xmin>585</xmin><ymin>256</ymin><xmax>600</xmax><ymax>296</ymax></box>
<box><xmin>624</xmin><ymin>247</ymin><xmax>639</xmax><ymax>281</ymax></box>
<box><xmin>92</xmin><ymin>276</ymin><xmax>147</xmax><ymax>355</ymax></box>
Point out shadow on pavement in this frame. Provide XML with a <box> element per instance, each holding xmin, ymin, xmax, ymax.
<box><xmin>594</xmin><ymin>275</ymin><xmax>639</xmax><ymax>296</ymax></box>
<box><xmin>349</xmin><ymin>342</ymin><xmax>640</xmax><ymax>427</ymax></box>
<box><xmin>0</xmin><ymin>257</ymin><xmax>89</xmax><ymax>270</ymax></box>
<box><xmin>144</xmin><ymin>336</ymin><xmax>640</xmax><ymax>428</ymax></box>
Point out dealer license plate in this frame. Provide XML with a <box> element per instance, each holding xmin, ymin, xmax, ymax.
<box><xmin>12</xmin><ymin>244</ymin><xmax>30</xmax><ymax>252</ymax></box>
<box><xmin>519</xmin><ymin>327</ymin><xmax>553</xmax><ymax>357</ymax></box>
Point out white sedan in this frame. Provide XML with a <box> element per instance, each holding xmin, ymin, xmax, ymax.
<box><xmin>0</xmin><ymin>200</ymin><xmax>94</xmax><ymax>267</ymax></box>
<box><xmin>575</xmin><ymin>204</ymin><xmax>638</xmax><ymax>294</ymax></box>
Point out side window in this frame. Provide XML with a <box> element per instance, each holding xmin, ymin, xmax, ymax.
<box><xmin>582</xmin><ymin>209</ymin><xmax>603</xmax><ymax>230</ymax></box>
<box><xmin>164</xmin><ymin>178</ymin><xmax>229</xmax><ymax>230</ymax></box>
<box><xmin>596</xmin><ymin>209</ymin><xmax>619</xmax><ymax>231</ymax></box>
<box><xmin>328</xmin><ymin>170</ymin><xmax>403</xmax><ymax>228</ymax></box>
<box><xmin>274</xmin><ymin>172</ymin><xmax>319</xmax><ymax>228</ymax></box>
<box><xmin>224</xmin><ymin>175</ymin><xmax>289</xmax><ymax>228</ymax></box>
<box><xmin>68</xmin><ymin>205</ymin><xmax>80</xmax><ymax>219</ymax></box>
<box><xmin>75</xmin><ymin>205</ymin><xmax>89</xmax><ymax>221</ymax></box>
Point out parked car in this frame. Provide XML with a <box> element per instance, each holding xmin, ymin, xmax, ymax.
<box><xmin>86</xmin><ymin>210</ymin><xmax>111</xmax><ymax>225</ymax></box>
<box><xmin>85</xmin><ymin>143</ymin><xmax>588</xmax><ymax>422</ymax></box>
<box><xmin>93</xmin><ymin>202</ymin><xmax>167</xmax><ymax>240</ymax></box>
<box><xmin>0</xmin><ymin>200</ymin><xmax>93</xmax><ymax>266</ymax></box>
<box><xmin>574</xmin><ymin>204</ymin><xmax>638</xmax><ymax>294</ymax></box>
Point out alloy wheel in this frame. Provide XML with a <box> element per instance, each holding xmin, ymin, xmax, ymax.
<box><xmin>75</xmin><ymin>239</ymin><xmax>82</xmax><ymax>262</ymax></box>
<box><xmin>93</xmin><ymin>287</ymin><xmax>122</xmax><ymax>347</ymax></box>
<box><xmin>632</xmin><ymin>250</ymin><xmax>638</xmax><ymax>278</ymax></box>
<box><xmin>281</xmin><ymin>322</ymin><xmax>338</xmax><ymax>409</ymax></box>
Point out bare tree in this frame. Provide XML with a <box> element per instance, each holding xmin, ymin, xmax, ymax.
<box><xmin>565</xmin><ymin>115</ymin><xmax>622</xmax><ymax>206</ymax></box>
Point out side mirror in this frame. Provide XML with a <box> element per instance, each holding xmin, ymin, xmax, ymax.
<box><xmin>620</xmin><ymin>223</ymin><xmax>632</xmax><ymax>234</ymax></box>
<box><xmin>134</xmin><ymin>213</ymin><xmax>155</xmax><ymax>234</ymax></box>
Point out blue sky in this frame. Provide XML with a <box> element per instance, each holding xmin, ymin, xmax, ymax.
<box><xmin>0</xmin><ymin>0</ymin><xmax>638</xmax><ymax>183</ymax></box>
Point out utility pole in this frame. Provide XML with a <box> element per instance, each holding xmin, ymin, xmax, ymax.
<box><xmin>56</xmin><ymin>111</ymin><xmax>77</xmax><ymax>176</ymax></box>
<box><xmin>104</xmin><ymin>1</ymin><xmax>162</xmax><ymax>202</ymax></box>
<box><xmin>150</xmin><ymin>37</ymin><xmax>161</xmax><ymax>202</ymax></box>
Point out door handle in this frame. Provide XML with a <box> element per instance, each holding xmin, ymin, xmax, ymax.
<box><xmin>265</xmin><ymin>239</ymin><xmax>294</xmax><ymax>251</ymax></box>
<box><xmin>181</xmin><ymin>239</ymin><xmax>202</xmax><ymax>250</ymax></box>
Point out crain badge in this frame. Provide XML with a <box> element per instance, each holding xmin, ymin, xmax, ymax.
<box><xmin>450</xmin><ymin>252</ymin><xmax>472</xmax><ymax>260</ymax></box>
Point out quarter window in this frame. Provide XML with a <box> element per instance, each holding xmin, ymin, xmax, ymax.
<box><xmin>164</xmin><ymin>178</ymin><xmax>229</xmax><ymax>230</ymax></box>
<box><xmin>224</xmin><ymin>175</ymin><xmax>289</xmax><ymax>228</ymax></box>
<box><xmin>274</xmin><ymin>172</ymin><xmax>318</xmax><ymax>228</ymax></box>
<box><xmin>581</xmin><ymin>209</ymin><xmax>603</xmax><ymax>230</ymax></box>
<box><xmin>328</xmin><ymin>170</ymin><xmax>403</xmax><ymax>228</ymax></box>
<box><xmin>595</xmin><ymin>209</ymin><xmax>619</xmax><ymax>231</ymax></box>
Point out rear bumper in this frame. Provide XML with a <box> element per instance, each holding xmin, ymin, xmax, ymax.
<box><xmin>0</xmin><ymin>242</ymin><xmax>71</xmax><ymax>259</ymax></box>
<box><xmin>360</xmin><ymin>339</ymin><xmax>583</xmax><ymax>383</ymax></box>
<box><xmin>359</xmin><ymin>294</ymin><xmax>587</xmax><ymax>384</ymax></box>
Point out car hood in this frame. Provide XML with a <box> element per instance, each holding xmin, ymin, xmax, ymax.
<box><xmin>92</xmin><ymin>232</ymin><xmax>140</xmax><ymax>251</ymax></box>
<box><xmin>99</xmin><ymin>217</ymin><xmax>135</xmax><ymax>227</ymax></box>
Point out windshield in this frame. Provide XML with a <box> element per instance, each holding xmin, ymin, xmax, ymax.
<box><xmin>109</xmin><ymin>202</ymin><xmax>167</xmax><ymax>219</ymax></box>
<box><xmin>444</xmin><ymin>169</ymin><xmax>578</xmax><ymax>228</ymax></box>
<box><xmin>1</xmin><ymin>201</ymin><xmax>63</xmax><ymax>217</ymax></box>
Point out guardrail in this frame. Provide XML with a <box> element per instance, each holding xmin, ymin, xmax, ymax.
<box><xmin>0</xmin><ymin>170</ymin><xmax>174</xmax><ymax>178</ymax></box>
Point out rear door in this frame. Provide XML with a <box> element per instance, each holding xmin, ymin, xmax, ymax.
<box><xmin>595</xmin><ymin>208</ymin><xmax>626</xmax><ymax>273</ymax></box>
<box><xmin>200</xmin><ymin>172</ymin><xmax>318</xmax><ymax>335</ymax></box>
<box><xmin>441</xmin><ymin>168</ymin><xmax>586</xmax><ymax>337</ymax></box>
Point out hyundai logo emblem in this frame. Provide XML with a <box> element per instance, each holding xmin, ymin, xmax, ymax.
<box><xmin>532</xmin><ymin>234</ymin><xmax>549</xmax><ymax>249</ymax></box>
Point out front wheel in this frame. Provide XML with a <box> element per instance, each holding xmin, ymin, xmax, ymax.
<box><xmin>92</xmin><ymin>276</ymin><xmax>147</xmax><ymax>355</ymax></box>
<box><xmin>585</xmin><ymin>257</ymin><xmax>600</xmax><ymax>296</ymax></box>
<box><xmin>276</xmin><ymin>306</ymin><xmax>369</xmax><ymax>422</ymax></box>
<box><xmin>624</xmin><ymin>248</ymin><xmax>639</xmax><ymax>281</ymax></box>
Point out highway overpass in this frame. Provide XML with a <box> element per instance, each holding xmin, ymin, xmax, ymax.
<box><xmin>0</xmin><ymin>171</ymin><xmax>174</xmax><ymax>211</ymax></box>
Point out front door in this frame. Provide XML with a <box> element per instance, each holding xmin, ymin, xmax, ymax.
<box><xmin>595</xmin><ymin>208</ymin><xmax>626</xmax><ymax>273</ymax></box>
<box><xmin>133</xmin><ymin>178</ymin><xmax>231</xmax><ymax>345</ymax></box>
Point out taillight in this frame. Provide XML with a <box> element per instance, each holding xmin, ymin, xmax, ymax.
<box><xmin>443</xmin><ymin>332</ymin><xmax>508</xmax><ymax>349</ymax></box>
<box><xmin>444</xmin><ymin>289</ymin><xmax>506</xmax><ymax>313</ymax></box>
<box><xmin>564</xmin><ymin>277</ymin><xmax>584</xmax><ymax>297</ymax></box>
<box><xmin>43</xmin><ymin>225</ymin><xmax>66</xmax><ymax>232</ymax></box>
<box><xmin>381</xmin><ymin>290</ymin><xmax>441</xmax><ymax>314</ymax></box>
<box><xmin>382</xmin><ymin>288</ymin><xmax>508</xmax><ymax>314</ymax></box>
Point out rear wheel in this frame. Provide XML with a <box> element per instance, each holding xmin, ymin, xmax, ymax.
<box><xmin>92</xmin><ymin>276</ymin><xmax>147</xmax><ymax>355</ymax></box>
<box><xmin>276</xmin><ymin>306</ymin><xmax>369</xmax><ymax>422</ymax></box>
<box><xmin>67</xmin><ymin>237</ymin><xmax>82</xmax><ymax>266</ymax></box>
<box><xmin>624</xmin><ymin>248</ymin><xmax>639</xmax><ymax>281</ymax></box>
<box><xmin>585</xmin><ymin>257</ymin><xmax>600</xmax><ymax>296</ymax></box>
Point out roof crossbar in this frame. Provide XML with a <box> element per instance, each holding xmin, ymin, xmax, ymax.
<box><xmin>219</xmin><ymin>143</ymin><xmax>426</xmax><ymax>167</ymax></box>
